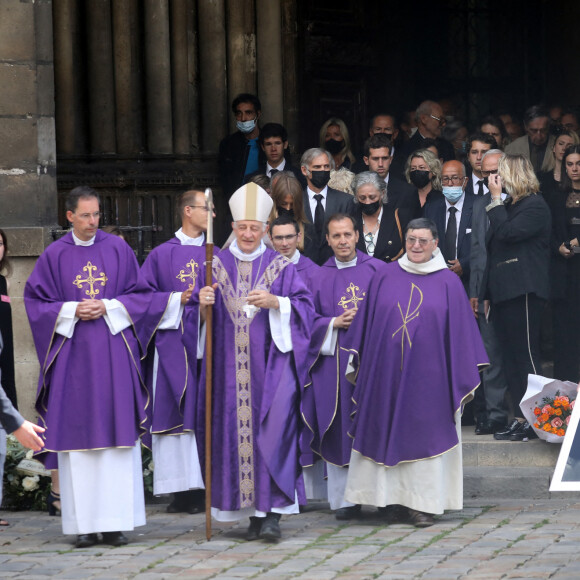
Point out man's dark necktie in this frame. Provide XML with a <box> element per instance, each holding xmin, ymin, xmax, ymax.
<box><xmin>314</xmin><ymin>194</ymin><xmax>324</xmax><ymax>234</ymax></box>
<box><xmin>477</xmin><ymin>180</ymin><xmax>484</xmax><ymax>196</ymax></box>
<box><xmin>270</xmin><ymin>168</ymin><xmax>278</xmax><ymax>178</ymax></box>
<box><xmin>445</xmin><ymin>206</ymin><xmax>457</xmax><ymax>261</ymax></box>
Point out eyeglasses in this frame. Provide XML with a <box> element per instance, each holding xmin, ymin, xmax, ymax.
<box><xmin>406</xmin><ymin>236</ymin><xmax>434</xmax><ymax>247</ymax></box>
<box><xmin>272</xmin><ymin>234</ymin><xmax>298</xmax><ymax>243</ymax></box>
<box><xmin>480</xmin><ymin>169</ymin><xmax>498</xmax><ymax>177</ymax></box>
<box><xmin>441</xmin><ymin>176</ymin><xmax>465</xmax><ymax>185</ymax></box>
<box><xmin>188</xmin><ymin>205</ymin><xmax>209</xmax><ymax>211</ymax></box>
<box><xmin>430</xmin><ymin>114</ymin><xmax>446</xmax><ymax>127</ymax></box>
<box><xmin>364</xmin><ymin>232</ymin><xmax>375</xmax><ymax>254</ymax></box>
<box><xmin>75</xmin><ymin>212</ymin><xmax>101</xmax><ymax>220</ymax></box>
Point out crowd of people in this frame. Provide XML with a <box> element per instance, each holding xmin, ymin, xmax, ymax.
<box><xmin>0</xmin><ymin>94</ymin><xmax>579</xmax><ymax>547</ymax></box>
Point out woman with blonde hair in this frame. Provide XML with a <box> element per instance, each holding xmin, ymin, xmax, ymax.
<box><xmin>319</xmin><ymin>118</ymin><xmax>356</xmax><ymax>170</ymax></box>
<box><xmin>269</xmin><ymin>171</ymin><xmax>310</xmax><ymax>251</ymax></box>
<box><xmin>404</xmin><ymin>149</ymin><xmax>443</xmax><ymax>214</ymax></box>
<box><xmin>538</xmin><ymin>129</ymin><xmax>579</xmax><ymax>204</ymax></box>
<box><xmin>486</xmin><ymin>154</ymin><xmax>551</xmax><ymax>441</ymax></box>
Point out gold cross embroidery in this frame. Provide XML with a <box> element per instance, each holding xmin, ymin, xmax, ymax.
<box><xmin>392</xmin><ymin>283</ymin><xmax>423</xmax><ymax>369</ymax></box>
<box><xmin>338</xmin><ymin>282</ymin><xmax>366</xmax><ymax>310</ymax></box>
<box><xmin>176</xmin><ymin>259</ymin><xmax>199</xmax><ymax>286</ymax></box>
<box><xmin>73</xmin><ymin>261</ymin><xmax>108</xmax><ymax>299</ymax></box>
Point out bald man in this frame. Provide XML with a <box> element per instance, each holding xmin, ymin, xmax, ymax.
<box><xmin>424</xmin><ymin>160</ymin><xmax>473</xmax><ymax>292</ymax></box>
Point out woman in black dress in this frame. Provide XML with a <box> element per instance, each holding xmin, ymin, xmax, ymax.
<box><xmin>352</xmin><ymin>171</ymin><xmax>412</xmax><ymax>263</ymax></box>
<box><xmin>0</xmin><ymin>229</ymin><xmax>15</xmax><ymax>409</ymax></box>
<box><xmin>550</xmin><ymin>145</ymin><xmax>580</xmax><ymax>382</ymax></box>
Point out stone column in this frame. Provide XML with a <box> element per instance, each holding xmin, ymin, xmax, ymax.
<box><xmin>198</xmin><ymin>0</ymin><xmax>227</xmax><ymax>153</ymax></box>
<box><xmin>226</xmin><ymin>0</ymin><xmax>256</xmax><ymax>133</ymax></box>
<box><xmin>171</xmin><ymin>0</ymin><xmax>190</xmax><ymax>155</ymax></box>
<box><xmin>86</xmin><ymin>0</ymin><xmax>117</xmax><ymax>154</ymax></box>
<box><xmin>144</xmin><ymin>0</ymin><xmax>173</xmax><ymax>154</ymax></box>
<box><xmin>112</xmin><ymin>0</ymin><xmax>142</xmax><ymax>155</ymax></box>
<box><xmin>281</xmin><ymin>0</ymin><xmax>299</xmax><ymax>152</ymax></box>
<box><xmin>52</xmin><ymin>0</ymin><xmax>82</xmax><ymax>154</ymax></box>
<box><xmin>0</xmin><ymin>0</ymin><xmax>58</xmax><ymax>419</ymax></box>
<box><xmin>256</xmin><ymin>0</ymin><xmax>283</xmax><ymax>125</ymax></box>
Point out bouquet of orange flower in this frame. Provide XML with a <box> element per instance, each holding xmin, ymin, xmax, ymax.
<box><xmin>532</xmin><ymin>392</ymin><xmax>574</xmax><ymax>437</ymax></box>
<box><xmin>520</xmin><ymin>376</ymin><xmax>579</xmax><ymax>443</ymax></box>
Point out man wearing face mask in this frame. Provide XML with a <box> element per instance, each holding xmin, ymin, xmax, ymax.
<box><xmin>300</xmin><ymin>148</ymin><xmax>355</xmax><ymax>265</ymax></box>
<box><xmin>424</xmin><ymin>160</ymin><xmax>473</xmax><ymax>292</ymax></box>
<box><xmin>219</xmin><ymin>93</ymin><xmax>265</xmax><ymax>200</ymax></box>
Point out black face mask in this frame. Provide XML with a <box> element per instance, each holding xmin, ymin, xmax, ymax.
<box><xmin>409</xmin><ymin>170</ymin><xmax>431</xmax><ymax>188</ymax></box>
<box><xmin>310</xmin><ymin>170</ymin><xmax>331</xmax><ymax>189</ymax></box>
<box><xmin>277</xmin><ymin>206</ymin><xmax>295</xmax><ymax>218</ymax></box>
<box><xmin>325</xmin><ymin>139</ymin><xmax>344</xmax><ymax>154</ymax></box>
<box><xmin>360</xmin><ymin>200</ymin><xmax>381</xmax><ymax>215</ymax></box>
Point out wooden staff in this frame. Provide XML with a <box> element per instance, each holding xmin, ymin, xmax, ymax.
<box><xmin>204</xmin><ymin>188</ymin><xmax>214</xmax><ymax>541</ymax></box>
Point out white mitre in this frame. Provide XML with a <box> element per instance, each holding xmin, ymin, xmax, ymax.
<box><xmin>229</xmin><ymin>183</ymin><xmax>273</xmax><ymax>223</ymax></box>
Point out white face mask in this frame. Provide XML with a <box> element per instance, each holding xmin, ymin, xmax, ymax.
<box><xmin>237</xmin><ymin>119</ymin><xmax>257</xmax><ymax>134</ymax></box>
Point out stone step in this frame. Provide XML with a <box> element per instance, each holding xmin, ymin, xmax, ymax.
<box><xmin>461</xmin><ymin>426</ymin><xmax>561</xmax><ymax>467</ymax></box>
<box><xmin>460</xmin><ymin>426</ymin><xmax>577</xmax><ymax>500</ymax></box>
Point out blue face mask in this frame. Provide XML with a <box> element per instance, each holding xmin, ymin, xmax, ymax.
<box><xmin>237</xmin><ymin>119</ymin><xmax>257</xmax><ymax>134</ymax></box>
<box><xmin>442</xmin><ymin>186</ymin><xmax>464</xmax><ymax>203</ymax></box>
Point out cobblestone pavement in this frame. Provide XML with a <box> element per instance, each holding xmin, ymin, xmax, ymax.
<box><xmin>1</xmin><ymin>498</ymin><xmax>580</xmax><ymax>579</ymax></box>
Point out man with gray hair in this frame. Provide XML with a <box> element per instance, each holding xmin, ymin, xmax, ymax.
<box><xmin>300</xmin><ymin>148</ymin><xmax>355</xmax><ymax>265</ymax></box>
<box><xmin>505</xmin><ymin>105</ymin><xmax>555</xmax><ymax>173</ymax></box>
<box><xmin>398</xmin><ymin>100</ymin><xmax>456</xmax><ymax>168</ymax></box>
<box><xmin>469</xmin><ymin>149</ymin><xmax>510</xmax><ymax>435</ymax></box>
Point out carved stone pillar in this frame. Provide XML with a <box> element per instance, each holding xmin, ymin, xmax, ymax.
<box><xmin>86</xmin><ymin>0</ymin><xmax>116</xmax><ymax>153</ymax></box>
<box><xmin>53</xmin><ymin>0</ymin><xmax>82</xmax><ymax>154</ymax></box>
<box><xmin>112</xmin><ymin>0</ymin><xmax>142</xmax><ymax>155</ymax></box>
<box><xmin>226</xmin><ymin>0</ymin><xmax>256</xmax><ymax>133</ymax></box>
<box><xmin>256</xmin><ymin>0</ymin><xmax>283</xmax><ymax>125</ymax></box>
<box><xmin>171</xmin><ymin>0</ymin><xmax>190</xmax><ymax>155</ymax></box>
<box><xmin>198</xmin><ymin>0</ymin><xmax>227</xmax><ymax>154</ymax></box>
<box><xmin>144</xmin><ymin>0</ymin><xmax>173</xmax><ymax>154</ymax></box>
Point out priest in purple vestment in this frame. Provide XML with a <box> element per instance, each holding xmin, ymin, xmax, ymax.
<box><xmin>24</xmin><ymin>186</ymin><xmax>150</xmax><ymax>548</ymax></box>
<box><xmin>195</xmin><ymin>183</ymin><xmax>313</xmax><ymax>542</ymax></box>
<box><xmin>141</xmin><ymin>190</ymin><xmax>213</xmax><ymax>514</ymax></box>
<box><xmin>344</xmin><ymin>218</ymin><xmax>488</xmax><ymax>527</ymax></box>
<box><xmin>303</xmin><ymin>214</ymin><xmax>387</xmax><ymax>520</ymax></box>
<box><xmin>269</xmin><ymin>215</ymin><xmax>325</xmax><ymax>499</ymax></box>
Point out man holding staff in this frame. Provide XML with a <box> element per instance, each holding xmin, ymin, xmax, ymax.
<box><xmin>195</xmin><ymin>183</ymin><xmax>313</xmax><ymax>542</ymax></box>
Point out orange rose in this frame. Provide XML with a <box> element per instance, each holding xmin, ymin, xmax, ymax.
<box><xmin>554</xmin><ymin>408</ymin><xmax>563</xmax><ymax>416</ymax></box>
<box><xmin>543</xmin><ymin>424</ymin><xmax>552</xmax><ymax>431</ymax></box>
<box><xmin>534</xmin><ymin>408</ymin><xmax>541</xmax><ymax>416</ymax></box>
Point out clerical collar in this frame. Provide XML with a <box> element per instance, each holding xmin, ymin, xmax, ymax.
<box><xmin>175</xmin><ymin>228</ymin><xmax>204</xmax><ymax>246</ymax></box>
<box><xmin>288</xmin><ymin>249</ymin><xmax>301</xmax><ymax>264</ymax></box>
<box><xmin>229</xmin><ymin>239</ymin><xmax>267</xmax><ymax>262</ymax></box>
<box><xmin>72</xmin><ymin>231</ymin><xmax>96</xmax><ymax>246</ymax></box>
<box><xmin>398</xmin><ymin>247</ymin><xmax>447</xmax><ymax>275</ymax></box>
<box><xmin>335</xmin><ymin>255</ymin><xmax>358</xmax><ymax>269</ymax></box>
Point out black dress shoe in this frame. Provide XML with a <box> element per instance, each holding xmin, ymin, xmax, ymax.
<box><xmin>335</xmin><ymin>504</ymin><xmax>361</xmax><ymax>520</ymax></box>
<box><xmin>493</xmin><ymin>419</ymin><xmax>524</xmax><ymax>440</ymax></box>
<box><xmin>166</xmin><ymin>489</ymin><xmax>206</xmax><ymax>514</ymax></box>
<box><xmin>101</xmin><ymin>531</ymin><xmax>129</xmax><ymax>547</ymax></box>
<box><xmin>75</xmin><ymin>533</ymin><xmax>98</xmax><ymax>548</ymax></box>
<box><xmin>259</xmin><ymin>512</ymin><xmax>281</xmax><ymax>541</ymax></box>
<box><xmin>408</xmin><ymin>509</ymin><xmax>434</xmax><ymax>528</ymax></box>
<box><xmin>510</xmin><ymin>421</ymin><xmax>538</xmax><ymax>441</ymax></box>
<box><xmin>378</xmin><ymin>504</ymin><xmax>408</xmax><ymax>523</ymax></box>
<box><xmin>475</xmin><ymin>419</ymin><xmax>505</xmax><ymax>435</ymax></box>
<box><xmin>246</xmin><ymin>517</ymin><xmax>263</xmax><ymax>541</ymax></box>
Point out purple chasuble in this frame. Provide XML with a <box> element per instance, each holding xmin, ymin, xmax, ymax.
<box><xmin>346</xmin><ymin>262</ymin><xmax>488</xmax><ymax>466</ymax></box>
<box><xmin>303</xmin><ymin>250</ymin><xmax>387</xmax><ymax>466</ymax></box>
<box><xmin>141</xmin><ymin>237</ymin><xmax>207</xmax><ymax>435</ymax></box>
<box><xmin>296</xmin><ymin>254</ymin><xmax>319</xmax><ymax>289</ymax></box>
<box><xmin>24</xmin><ymin>230</ymin><xmax>151</xmax><ymax>455</ymax></box>
<box><xmin>193</xmin><ymin>247</ymin><xmax>313</xmax><ymax>513</ymax></box>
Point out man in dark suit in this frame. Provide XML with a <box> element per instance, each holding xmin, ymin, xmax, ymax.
<box><xmin>359</xmin><ymin>133</ymin><xmax>420</xmax><ymax>216</ymax></box>
<box><xmin>300</xmin><ymin>148</ymin><xmax>355</xmax><ymax>265</ymax></box>
<box><xmin>396</xmin><ymin>101</ymin><xmax>456</xmax><ymax>178</ymax></box>
<box><xmin>464</xmin><ymin>133</ymin><xmax>496</xmax><ymax>197</ymax></box>
<box><xmin>244</xmin><ymin>123</ymin><xmax>305</xmax><ymax>185</ymax></box>
<box><xmin>469</xmin><ymin>149</ymin><xmax>509</xmax><ymax>435</ymax></box>
<box><xmin>424</xmin><ymin>160</ymin><xmax>473</xmax><ymax>292</ymax></box>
